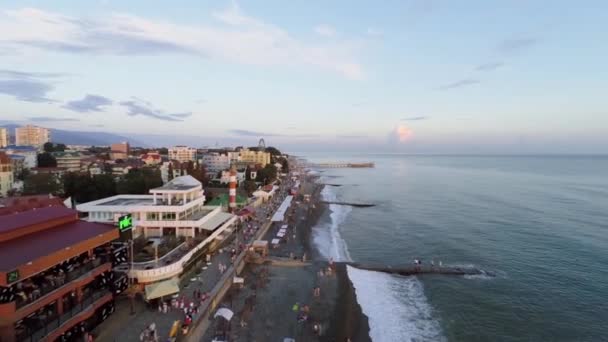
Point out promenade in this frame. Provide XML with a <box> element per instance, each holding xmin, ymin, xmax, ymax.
<box><xmin>93</xmin><ymin>180</ymin><xmax>293</xmax><ymax>342</ymax></box>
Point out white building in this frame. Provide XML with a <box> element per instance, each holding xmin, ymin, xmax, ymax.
<box><xmin>0</xmin><ymin>145</ymin><xmax>38</xmax><ymax>168</ymax></box>
<box><xmin>53</xmin><ymin>152</ymin><xmax>84</xmax><ymax>172</ymax></box>
<box><xmin>201</xmin><ymin>153</ymin><xmax>230</xmax><ymax>173</ymax></box>
<box><xmin>169</xmin><ymin>145</ymin><xmax>197</xmax><ymax>163</ymax></box>
<box><xmin>77</xmin><ymin>175</ymin><xmax>237</xmax><ymax>283</ymax></box>
<box><xmin>0</xmin><ymin>128</ymin><xmax>8</xmax><ymax>148</ymax></box>
<box><xmin>0</xmin><ymin>152</ymin><xmax>13</xmax><ymax>197</ymax></box>
<box><xmin>15</xmin><ymin>125</ymin><xmax>50</xmax><ymax>148</ymax></box>
<box><xmin>227</xmin><ymin>151</ymin><xmax>241</xmax><ymax>164</ymax></box>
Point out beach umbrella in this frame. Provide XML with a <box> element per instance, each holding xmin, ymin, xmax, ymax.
<box><xmin>214</xmin><ymin>308</ymin><xmax>234</xmax><ymax>321</ymax></box>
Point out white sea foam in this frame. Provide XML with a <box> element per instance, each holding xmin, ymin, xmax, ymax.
<box><xmin>312</xmin><ymin>186</ymin><xmax>352</xmax><ymax>261</ymax></box>
<box><xmin>347</xmin><ymin>266</ymin><xmax>446</xmax><ymax>342</ymax></box>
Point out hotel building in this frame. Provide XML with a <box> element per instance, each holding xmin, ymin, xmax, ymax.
<box><xmin>109</xmin><ymin>142</ymin><xmax>129</xmax><ymax>160</ymax></box>
<box><xmin>201</xmin><ymin>153</ymin><xmax>230</xmax><ymax>173</ymax></box>
<box><xmin>0</xmin><ymin>207</ymin><xmax>126</xmax><ymax>342</ymax></box>
<box><xmin>239</xmin><ymin>148</ymin><xmax>271</xmax><ymax>167</ymax></box>
<box><xmin>77</xmin><ymin>176</ymin><xmax>237</xmax><ymax>284</ymax></box>
<box><xmin>15</xmin><ymin>126</ymin><xmax>50</xmax><ymax>149</ymax></box>
<box><xmin>1</xmin><ymin>146</ymin><xmax>38</xmax><ymax>169</ymax></box>
<box><xmin>0</xmin><ymin>128</ymin><xmax>8</xmax><ymax>148</ymax></box>
<box><xmin>168</xmin><ymin>146</ymin><xmax>197</xmax><ymax>163</ymax></box>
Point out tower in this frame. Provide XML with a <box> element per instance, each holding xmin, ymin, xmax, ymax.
<box><xmin>228</xmin><ymin>167</ymin><xmax>237</xmax><ymax>212</ymax></box>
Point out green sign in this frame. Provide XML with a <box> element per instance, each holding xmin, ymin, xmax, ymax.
<box><xmin>117</xmin><ymin>214</ymin><xmax>133</xmax><ymax>232</ymax></box>
<box><xmin>7</xmin><ymin>270</ymin><xmax>19</xmax><ymax>283</ymax></box>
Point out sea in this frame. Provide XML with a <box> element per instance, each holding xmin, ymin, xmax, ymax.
<box><xmin>301</xmin><ymin>154</ymin><xmax>608</xmax><ymax>342</ymax></box>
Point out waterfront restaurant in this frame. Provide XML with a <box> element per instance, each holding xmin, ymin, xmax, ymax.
<box><xmin>77</xmin><ymin>175</ymin><xmax>238</xmax><ymax>285</ymax></box>
<box><xmin>0</xmin><ymin>206</ymin><xmax>123</xmax><ymax>342</ymax></box>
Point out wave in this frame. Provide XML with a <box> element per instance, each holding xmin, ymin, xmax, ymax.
<box><xmin>347</xmin><ymin>266</ymin><xmax>446</xmax><ymax>342</ymax></box>
<box><xmin>312</xmin><ymin>186</ymin><xmax>352</xmax><ymax>261</ymax></box>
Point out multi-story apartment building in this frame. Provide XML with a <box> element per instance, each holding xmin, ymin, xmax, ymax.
<box><xmin>15</xmin><ymin>125</ymin><xmax>50</xmax><ymax>148</ymax></box>
<box><xmin>201</xmin><ymin>153</ymin><xmax>230</xmax><ymax>173</ymax></box>
<box><xmin>168</xmin><ymin>146</ymin><xmax>196</xmax><ymax>163</ymax></box>
<box><xmin>240</xmin><ymin>148</ymin><xmax>271</xmax><ymax>167</ymax></box>
<box><xmin>0</xmin><ymin>128</ymin><xmax>8</xmax><ymax>148</ymax></box>
<box><xmin>0</xmin><ymin>206</ymin><xmax>126</xmax><ymax>342</ymax></box>
<box><xmin>110</xmin><ymin>142</ymin><xmax>129</xmax><ymax>160</ymax></box>
<box><xmin>77</xmin><ymin>176</ymin><xmax>237</xmax><ymax>284</ymax></box>
<box><xmin>0</xmin><ymin>152</ymin><xmax>13</xmax><ymax>197</ymax></box>
<box><xmin>0</xmin><ymin>146</ymin><xmax>38</xmax><ymax>169</ymax></box>
<box><xmin>53</xmin><ymin>152</ymin><xmax>85</xmax><ymax>172</ymax></box>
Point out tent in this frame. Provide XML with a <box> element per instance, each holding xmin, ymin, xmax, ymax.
<box><xmin>214</xmin><ymin>308</ymin><xmax>234</xmax><ymax>321</ymax></box>
<box><xmin>145</xmin><ymin>278</ymin><xmax>180</xmax><ymax>300</ymax></box>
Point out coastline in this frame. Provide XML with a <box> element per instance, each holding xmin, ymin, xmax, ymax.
<box><xmin>199</xmin><ymin>172</ymin><xmax>371</xmax><ymax>341</ymax></box>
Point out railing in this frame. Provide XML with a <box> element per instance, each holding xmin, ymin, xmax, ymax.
<box><xmin>15</xmin><ymin>256</ymin><xmax>109</xmax><ymax>310</ymax></box>
<box><xmin>16</xmin><ymin>288</ymin><xmax>111</xmax><ymax>342</ymax></box>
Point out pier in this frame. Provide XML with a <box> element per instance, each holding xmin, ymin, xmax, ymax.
<box><xmin>345</xmin><ymin>262</ymin><xmax>493</xmax><ymax>277</ymax></box>
<box><xmin>321</xmin><ymin>201</ymin><xmax>376</xmax><ymax>208</ymax></box>
<box><xmin>307</xmin><ymin>162</ymin><xmax>375</xmax><ymax>168</ymax></box>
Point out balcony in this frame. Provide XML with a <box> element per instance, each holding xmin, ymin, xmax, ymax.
<box><xmin>16</xmin><ymin>288</ymin><xmax>112</xmax><ymax>342</ymax></box>
<box><xmin>13</xmin><ymin>254</ymin><xmax>110</xmax><ymax>310</ymax></box>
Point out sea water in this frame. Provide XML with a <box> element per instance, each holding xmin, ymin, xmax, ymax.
<box><xmin>307</xmin><ymin>154</ymin><xmax>608</xmax><ymax>342</ymax></box>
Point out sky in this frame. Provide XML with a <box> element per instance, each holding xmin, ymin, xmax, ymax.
<box><xmin>0</xmin><ymin>0</ymin><xmax>607</xmax><ymax>153</ymax></box>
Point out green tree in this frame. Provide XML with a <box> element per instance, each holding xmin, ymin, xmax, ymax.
<box><xmin>37</xmin><ymin>152</ymin><xmax>57</xmax><ymax>167</ymax></box>
<box><xmin>23</xmin><ymin>173</ymin><xmax>62</xmax><ymax>195</ymax></box>
<box><xmin>265</xmin><ymin>146</ymin><xmax>281</xmax><ymax>156</ymax></box>
<box><xmin>168</xmin><ymin>163</ymin><xmax>174</xmax><ymax>181</ymax></box>
<box><xmin>55</xmin><ymin>143</ymin><xmax>66</xmax><ymax>152</ymax></box>
<box><xmin>43</xmin><ymin>142</ymin><xmax>54</xmax><ymax>153</ymax></box>
<box><xmin>16</xmin><ymin>168</ymin><xmax>30</xmax><ymax>181</ymax></box>
<box><xmin>116</xmin><ymin>168</ymin><xmax>162</xmax><ymax>194</ymax></box>
<box><xmin>243</xmin><ymin>180</ymin><xmax>257</xmax><ymax>195</ymax></box>
<box><xmin>63</xmin><ymin>172</ymin><xmax>116</xmax><ymax>203</ymax></box>
<box><xmin>158</xmin><ymin>147</ymin><xmax>168</xmax><ymax>155</ymax></box>
<box><xmin>190</xmin><ymin>162</ymin><xmax>208</xmax><ymax>185</ymax></box>
<box><xmin>256</xmin><ymin>164</ymin><xmax>278</xmax><ymax>184</ymax></box>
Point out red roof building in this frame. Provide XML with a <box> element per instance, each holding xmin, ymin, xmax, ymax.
<box><xmin>0</xmin><ymin>207</ymin><xmax>123</xmax><ymax>342</ymax></box>
<box><xmin>0</xmin><ymin>195</ymin><xmax>66</xmax><ymax>216</ymax></box>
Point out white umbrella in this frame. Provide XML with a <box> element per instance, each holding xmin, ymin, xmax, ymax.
<box><xmin>214</xmin><ymin>307</ymin><xmax>234</xmax><ymax>321</ymax></box>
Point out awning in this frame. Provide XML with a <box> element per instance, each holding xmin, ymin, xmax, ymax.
<box><xmin>145</xmin><ymin>278</ymin><xmax>180</xmax><ymax>300</ymax></box>
<box><xmin>214</xmin><ymin>308</ymin><xmax>234</xmax><ymax>321</ymax></box>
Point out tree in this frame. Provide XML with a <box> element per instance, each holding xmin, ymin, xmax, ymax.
<box><xmin>243</xmin><ymin>180</ymin><xmax>257</xmax><ymax>195</ymax></box>
<box><xmin>190</xmin><ymin>162</ymin><xmax>208</xmax><ymax>185</ymax></box>
<box><xmin>158</xmin><ymin>147</ymin><xmax>169</xmax><ymax>155</ymax></box>
<box><xmin>17</xmin><ymin>168</ymin><xmax>30</xmax><ymax>181</ymax></box>
<box><xmin>168</xmin><ymin>163</ymin><xmax>174</xmax><ymax>181</ymax></box>
<box><xmin>116</xmin><ymin>168</ymin><xmax>162</xmax><ymax>194</ymax></box>
<box><xmin>37</xmin><ymin>152</ymin><xmax>57</xmax><ymax>167</ymax></box>
<box><xmin>23</xmin><ymin>173</ymin><xmax>62</xmax><ymax>195</ymax></box>
<box><xmin>63</xmin><ymin>172</ymin><xmax>116</xmax><ymax>203</ymax></box>
<box><xmin>265</xmin><ymin>146</ymin><xmax>281</xmax><ymax>156</ymax></box>
<box><xmin>43</xmin><ymin>142</ymin><xmax>54</xmax><ymax>153</ymax></box>
<box><xmin>256</xmin><ymin>164</ymin><xmax>278</xmax><ymax>184</ymax></box>
<box><xmin>55</xmin><ymin>143</ymin><xmax>66</xmax><ymax>152</ymax></box>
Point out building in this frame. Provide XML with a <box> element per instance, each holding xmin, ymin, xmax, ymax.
<box><xmin>15</xmin><ymin>125</ymin><xmax>50</xmax><ymax>148</ymax></box>
<box><xmin>110</xmin><ymin>142</ymin><xmax>130</xmax><ymax>160</ymax></box>
<box><xmin>0</xmin><ymin>194</ymin><xmax>66</xmax><ymax>216</ymax></box>
<box><xmin>53</xmin><ymin>152</ymin><xmax>85</xmax><ymax>172</ymax></box>
<box><xmin>0</xmin><ymin>206</ymin><xmax>124</xmax><ymax>342</ymax></box>
<box><xmin>0</xmin><ymin>145</ymin><xmax>38</xmax><ymax>169</ymax></box>
<box><xmin>227</xmin><ymin>151</ymin><xmax>241</xmax><ymax>164</ymax></box>
<box><xmin>141</xmin><ymin>152</ymin><xmax>162</xmax><ymax>166</ymax></box>
<box><xmin>0</xmin><ymin>128</ymin><xmax>8</xmax><ymax>148</ymax></box>
<box><xmin>240</xmin><ymin>148</ymin><xmax>271</xmax><ymax>167</ymax></box>
<box><xmin>201</xmin><ymin>153</ymin><xmax>230</xmax><ymax>173</ymax></box>
<box><xmin>77</xmin><ymin>176</ymin><xmax>237</xmax><ymax>284</ymax></box>
<box><xmin>7</xmin><ymin>155</ymin><xmax>24</xmax><ymax>179</ymax></box>
<box><xmin>168</xmin><ymin>146</ymin><xmax>196</xmax><ymax>163</ymax></box>
<box><xmin>0</xmin><ymin>152</ymin><xmax>13</xmax><ymax>197</ymax></box>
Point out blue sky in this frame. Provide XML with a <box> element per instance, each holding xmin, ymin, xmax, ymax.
<box><xmin>0</xmin><ymin>0</ymin><xmax>606</xmax><ymax>153</ymax></box>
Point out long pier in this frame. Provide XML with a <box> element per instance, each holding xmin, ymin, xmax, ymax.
<box><xmin>345</xmin><ymin>262</ymin><xmax>493</xmax><ymax>277</ymax></box>
<box><xmin>321</xmin><ymin>201</ymin><xmax>375</xmax><ymax>207</ymax></box>
<box><xmin>308</xmin><ymin>162</ymin><xmax>375</xmax><ymax>168</ymax></box>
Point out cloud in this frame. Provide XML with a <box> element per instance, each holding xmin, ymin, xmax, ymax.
<box><xmin>0</xmin><ymin>79</ymin><xmax>55</xmax><ymax>102</ymax></box>
<box><xmin>438</xmin><ymin>78</ymin><xmax>480</xmax><ymax>90</ymax></box>
<box><xmin>401</xmin><ymin>116</ymin><xmax>429</xmax><ymax>121</ymax></box>
<box><xmin>314</xmin><ymin>24</ymin><xmax>336</xmax><ymax>37</ymax></box>
<box><xmin>388</xmin><ymin>124</ymin><xmax>413</xmax><ymax>144</ymax></box>
<box><xmin>366</xmin><ymin>27</ymin><xmax>383</xmax><ymax>37</ymax></box>
<box><xmin>28</xmin><ymin>116</ymin><xmax>79</xmax><ymax>122</ymax></box>
<box><xmin>229</xmin><ymin>129</ymin><xmax>282</xmax><ymax>137</ymax></box>
<box><xmin>0</xmin><ymin>69</ymin><xmax>67</xmax><ymax>79</ymax></box>
<box><xmin>337</xmin><ymin>134</ymin><xmax>367</xmax><ymax>138</ymax></box>
<box><xmin>90</xmin><ymin>124</ymin><xmax>104</xmax><ymax>127</ymax></box>
<box><xmin>119</xmin><ymin>98</ymin><xmax>190</xmax><ymax>121</ymax></box>
<box><xmin>0</xmin><ymin>6</ymin><xmax>364</xmax><ymax>79</ymax></box>
<box><xmin>498</xmin><ymin>37</ymin><xmax>539</xmax><ymax>54</ymax></box>
<box><xmin>63</xmin><ymin>94</ymin><xmax>112</xmax><ymax>112</ymax></box>
<box><xmin>475</xmin><ymin>62</ymin><xmax>504</xmax><ymax>72</ymax></box>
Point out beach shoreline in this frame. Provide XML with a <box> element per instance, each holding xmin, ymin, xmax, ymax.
<box><xmin>199</xmin><ymin>171</ymin><xmax>371</xmax><ymax>341</ymax></box>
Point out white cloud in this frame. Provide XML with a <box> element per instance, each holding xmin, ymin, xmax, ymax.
<box><xmin>0</xmin><ymin>5</ymin><xmax>364</xmax><ymax>80</ymax></box>
<box><xmin>314</xmin><ymin>24</ymin><xmax>336</xmax><ymax>37</ymax></box>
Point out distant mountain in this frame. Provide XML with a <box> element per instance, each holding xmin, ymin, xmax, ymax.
<box><xmin>0</xmin><ymin>124</ymin><xmax>147</xmax><ymax>147</ymax></box>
